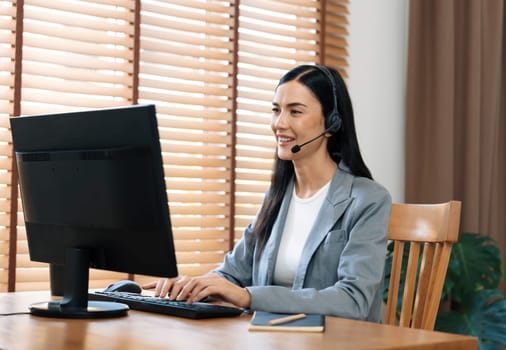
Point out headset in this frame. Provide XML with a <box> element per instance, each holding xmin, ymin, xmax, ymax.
<box><xmin>312</xmin><ymin>65</ymin><xmax>342</xmax><ymax>134</ymax></box>
<box><xmin>290</xmin><ymin>65</ymin><xmax>344</xmax><ymax>153</ymax></box>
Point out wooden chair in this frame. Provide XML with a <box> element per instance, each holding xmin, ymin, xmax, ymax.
<box><xmin>384</xmin><ymin>200</ymin><xmax>462</xmax><ymax>330</ymax></box>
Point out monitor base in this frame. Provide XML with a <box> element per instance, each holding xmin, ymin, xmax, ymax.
<box><xmin>30</xmin><ymin>300</ymin><xmax>128</xmax><ymax>319</ymax></box>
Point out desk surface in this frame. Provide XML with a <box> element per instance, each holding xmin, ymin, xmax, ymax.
<box><xmin>0</xmin><ymin>291</ymin><xmax>478</xmax><ymax>350</ymax></box>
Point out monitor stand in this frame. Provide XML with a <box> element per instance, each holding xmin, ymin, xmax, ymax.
<box><xmin>29</xmin><ymin>248</ymin><xmax>128</xmax><ymax>318</ymax></box>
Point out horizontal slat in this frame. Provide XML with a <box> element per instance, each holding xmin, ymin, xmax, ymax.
<box><xmin>0</xmin><ymin>4</ymin><xmax>16</xmax><ymax>17</ymax></box>
<box><xmin>235</xmin><ymin>172</ymin><xmax>272</xmax><ymax>183</ymax></box>
<box><xmin>326</xmin><ymin>18</ymin><xmax>348</xmax><ymax>35</ymax></box>
<box><xmin>163</xmin><ymin>155</ymin><xmax>231</xmax><ymax>168</ymax></box>
<box><xmin>173</xmin><ymin>228</ymin><xmax>229</xmax><ymax>241</ymax></box>
<box><xmin>235</xmin><ymin>206</ymin><xmax>262</xmax><ymax>217</ymax></box>
<box><xmin>237</xmin><ymin>102</ymin><xmax>272</xmax><ymax>114</ymax></box>
<box><xmin>140</xmin><ymin>64</ymin><xmax>231</xmax><ymax>85</ymax></box>
<box><xmin>327</xmin><ymin>1</ymin><xmax>350</xmax><ymax>17</ymax></box>
<box><xmin>176</xmin><ymin>251</ymin><xmax>225</xmax><ymax>265</ymax></box>
<box><xmin>139</xmin><ymin>90</ymin><xmax>232</xmax><ymax>109</ymax></box>
<box><xmin>241</xmin><ymin>0</ymin><xmax>318</xmax><ymax>17</ymax></box>
<box><xmin>165</xmin><ymin>180</ymin><xmax>230</xmax><ymax>192</ymax></box>
<box><xmin>23</xmin><ymin>48</ymin><xmax>131</xmax><ymax>71</ymax></box>
<box><xmin>140</xmin><ymin>77</ymin><xmax>231</xmax><ymax>98</ymax></box>
<box><xmin>235</xmin><ymin>183</ymin><xmax>270</xmax><ymax>194</ymax></box>
<box><xmin>177</xmin><ymin>264</ymin><xmax>222</xmax><ymax>277</ymax></box>
<box><xmin>0</xmin><ymin>44</ymin><xmax>14</xmax><ymax>57</ymax></box>
<box><xmin>19</xmin><ymin>103</ymin><xmax>119</xmax><ymax>116</ymax></box>
<box><xmin>141</xmin><ymin>22</ymin><xmax>233</xmax><ymax>43</ymax></box>
<box><xmin>27</xmin><ymin>0</ymin><xmax>134</xmax><ymax>18</ymax></box>
<box><xmin>23</xmin><ymin>36</ymin><xmax>132</xmax><ymax>59</ymax></box>
<box><xmin>142</xmin><ymin>1</ymin><xmax>233</xmax><ymax>24</ymax></box>
<box><xmin>171</xmin><ymin>217</ymin><xmax>229</xmax><ymax>228</ymax></box>
<box><xmin>0</xmin><ymin>199</ymin><xmax>10</xmax><ymax>212</ymax></box>
<box><xmin>22</xmin><ymin>57</ymin><xmax>133</xmax><ymax>80</ymax></box>
<box><xmin>241</xmin><ymin>42</ymin><xmax>315</xmax><ymax>62</ymax></box>
<box><xmin>240</xmin><ymin>20</ymin><xmax>318</xmax><ymax>41</ymax></box>
<box><xmin>240</xmin><ymin>7</ymin><xmax>317</xmax><ymax>29</ymax></box>
<box><xmin>140</xmin><ymin>51</ymin><xmax>233</xmax><ymax>72</ymax></box>
<box><xmin>236</xmin><ymin>123</ymin><xmax>273</xmax><ymax>137</ymax></box>
<box><xmin>237</xmin><ymin>76</ymin><xmax>277</xmax><ymax>92</ymax></box>
<box><xmin>0</xmin><ymin>74</ymin><xmax>14</xmax><ymax>86</ymax></box>
<box><xmin>153</xmin><ymin>106</ymin><xmax>231</xmax><ymax>121</ymax></box>
<box><xmin>170</xmin><ymin>204</ymin><xmax>229</xmax><ymax>216</ymax></box>
<box><xmin>21</xmin><ymin>90</ymin><xmax>130</xmax><ymax>109</ymax></box>
<box><xmin>325</xmin><ymin>46</ymin><xmax>349</xmax><ymax>58</ymax></box>
<box><xmin>236</xmin><ymin>113</ymin><xmax>272</xmax><ymax>126</ymax></box>
<box><xmin>24</xmin><ymin>6</ymin><xmax>133</xmax><ymax>33</ymax></box>
<box><xmin>161</xmin><ymin>144</ymin><xmax>232</xmax><ymax>157</ymax></box>
<box><xmin>324</xmin><ymin>35</ymin><xmax>348</xmax><ymax>49</ymax></box>
<box><xmin>168</xmin><ymin>193</ymin><xmax>229</xmax><ymax>204</ymax></box>
<box><xmin>23</xmin><ymin>21</ymin><xmax>132</xmax><ymax>46</ymax></box>
<box><xmin>238</xmin><ymin>54</ymin><xmax>310</xmax><ymax>71</ymax></box>
<box><xmin>142</xmin><ymin>40</ymin><xmax>232</xmax><ymax>61</ymax></box>
<box><xmin>175</xmin><ymin>239</ymin><xmax>228</xmax><ymax>252</ymax></box>
<box><xmin>22</xmin><ymin>74</ymin><xmax>132</xmax><ymax>95</ymax></box>
<box><xmin>236</xmin><ymin>159</ymin><xmax>273</xmax><ymax>171</ymax></box>
<box><xmin>239</xmin><ymin>32</ymin><xmax>316</xmax><ymax>51</ymax></box>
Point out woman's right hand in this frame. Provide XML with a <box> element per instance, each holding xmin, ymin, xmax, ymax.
<box><xmin>142</xmin><ymin>277</ymin><xmax>186</xmax><ymax>298</ymax></box>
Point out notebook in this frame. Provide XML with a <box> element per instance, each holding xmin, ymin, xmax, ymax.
<box><xmin>248</xmin><ymin>311</ymin><xmax>325</xmax><ymax>332</ymax></box>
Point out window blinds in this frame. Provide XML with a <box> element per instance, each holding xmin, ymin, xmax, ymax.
<box><xmin>0</xmin><ymin>0</ymin><xmax>349</xmax><ymax>292</ymax></box>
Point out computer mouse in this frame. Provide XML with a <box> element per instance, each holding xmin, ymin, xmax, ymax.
<box><xmin>104</xmin><ymin>280</ymin><xmax>142</xmax><ymax>294</ymax></box>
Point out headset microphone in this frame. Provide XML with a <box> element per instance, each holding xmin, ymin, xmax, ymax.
<box><xmin>290</xmin><ymin>123</ymin><xmax>337</xmax><ymax>154</ymax></box>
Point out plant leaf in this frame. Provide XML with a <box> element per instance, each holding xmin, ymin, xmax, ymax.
<box><xmin>436</xmin><ymin>289</ymin><xmax>506</xmax><ymax>350</ymax></box>
<box><xmin>445</xmin><ymin>233</ymin><xmax>503</xmax><ymax>303</ymax></box>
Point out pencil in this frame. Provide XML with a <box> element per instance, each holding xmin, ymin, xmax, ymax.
<box><xmin>268</xmin><ymin>313</ymin><xmax>306</xmax><ymax>326</ymax></box>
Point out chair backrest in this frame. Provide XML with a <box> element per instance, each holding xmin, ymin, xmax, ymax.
<box><xmin>384</xmin><ymin>200</ymin><xmax>462</xmax><ymax>330</ymax></box>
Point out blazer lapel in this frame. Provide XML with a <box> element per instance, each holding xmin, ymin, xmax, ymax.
<box><xmin>293</xmin><ymin>167</ymin><xmax>354</xmax><ymax>288</ymax></box>
<box><xmin>255</xmin><ymin>180</ymin><xmax>295</xmax><ymax>285</ymax></box>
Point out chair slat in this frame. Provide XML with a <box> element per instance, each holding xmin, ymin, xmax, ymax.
<box><xmin>399</xmin><ymin>242</ymin><xmax>420</xmax><ymax>327</ymax></box>
<box><xmin>422</xmin><ymin>243</ymin><xmax>453</xmax><ymax>330</ymax></box>
<box><xmin>411</xmin><ymin>243</ymin><xmax>435</xmax><ymax>328</ymax></box>
<box><xmin>385</xmin><ymin>241</ymin><xmax>404</xmax><ymax>325</ymax></box>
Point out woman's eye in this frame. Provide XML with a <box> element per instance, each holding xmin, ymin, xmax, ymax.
<box><xmin>272</xmin><ymin>107</ymin><xmax>280</xmax><ymax>114</ymax></box>
<box><xmin>291</xmin><ymin>110</ymin><xmax>302</xmax><ymax>115</ymax></box>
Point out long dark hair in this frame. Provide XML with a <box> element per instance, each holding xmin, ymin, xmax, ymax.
<box><xmin>252</xmin><ymin>65</ymin><xmax>372</xmax><ymax>253</ymax></box>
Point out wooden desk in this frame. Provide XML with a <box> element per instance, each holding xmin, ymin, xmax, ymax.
<box><xmin>0</xmin><ymin>291</ymin><xmax>478</xmax><ymax>350</ymax></box>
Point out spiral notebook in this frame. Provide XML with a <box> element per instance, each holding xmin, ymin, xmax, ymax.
<box><xmin>248</xmin><ymin>311</ymin><xmax>325</xmax><ymax>332</ymax></box>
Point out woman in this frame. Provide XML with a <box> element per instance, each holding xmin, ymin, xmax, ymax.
<box><xmin>143</xmin><ymin>64</ymin><xmax>392</xmax><ymax>322</ymax></box>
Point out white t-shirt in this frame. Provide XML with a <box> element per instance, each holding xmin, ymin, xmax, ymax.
<box><xmin>273</xmin><ymin>181</ymin><xmax>331</xmax><ymax>287</ymax></box>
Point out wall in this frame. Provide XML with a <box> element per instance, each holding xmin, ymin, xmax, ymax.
<box><xmin>347</xmin><ymin>0</ymin><xmax>409</xmax><ymax>202</ymax></box>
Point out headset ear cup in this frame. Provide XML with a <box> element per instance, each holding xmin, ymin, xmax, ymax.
<box><xmin>326</xmin><ymin>112</ymin><xmax>342</xmax><ymax>134</ymax></box>
<box><xmin>315</xmin><ymin>65</ymin><xmax>342</xmax><ymax>135</ymax></box>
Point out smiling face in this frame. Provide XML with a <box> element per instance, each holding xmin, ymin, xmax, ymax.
<box><xmin>271</xmin><ymin>80</ymin><xmax>328</xmax><ymax>160</ymax></box>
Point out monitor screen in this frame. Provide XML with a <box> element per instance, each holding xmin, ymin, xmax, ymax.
<box><xmin>10</xmin><ymin>104</ymin><xmax>178</xmax><ymax>318</ymax></box>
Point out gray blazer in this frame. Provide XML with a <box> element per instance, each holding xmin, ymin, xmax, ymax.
<box><xmin>215</xmin><ymin>164</ymin><xmax>392</xmax><ymax>322</ymax></box>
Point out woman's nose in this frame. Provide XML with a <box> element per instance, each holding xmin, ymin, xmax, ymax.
<box><xmin>273</xmin><ymin>111</ymin><xmax>289</xmax><ymax>129</ymax></box>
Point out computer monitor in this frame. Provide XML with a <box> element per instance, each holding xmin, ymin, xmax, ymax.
<box><xmin>10</xmin><ymin>104</ymin><xmax>178</xmax><ymax>318</ymax></box>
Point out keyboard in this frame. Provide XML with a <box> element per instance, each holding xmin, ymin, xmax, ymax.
<box><xmin>88</xmin><ymin>291</ymin><xmax>245</xmax><ymax>319</ymax></box>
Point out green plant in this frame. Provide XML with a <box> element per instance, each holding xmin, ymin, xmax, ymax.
<box><xmin>383</xmin><ymin>232</ymin><xmax>506</xmax><ymax>350</ymax></box>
